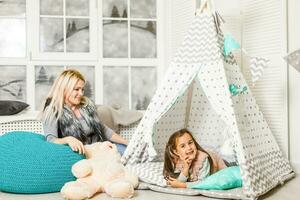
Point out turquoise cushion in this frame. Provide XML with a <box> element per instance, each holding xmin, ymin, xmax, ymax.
<box><xmin>0</xmin><ymin>131</ymin><xmax>85</xmax><ymax>194</ymax></box>
<box><xmin>190</xmin><ymin>166</ymin><xmax>242</xmax><ymax>190</ymax></box>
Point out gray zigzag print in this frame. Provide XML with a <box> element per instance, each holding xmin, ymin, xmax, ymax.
<box><xmin>241</xmin><ymin>150</ymin><xmax>293</xmax><ymax>197</ymax></box>
<box><xmin>173</xmin><ymin>14</ymin><xmax>221</xmax><ymax>64</ymax></box>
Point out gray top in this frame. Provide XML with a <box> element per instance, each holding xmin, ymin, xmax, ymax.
<box><xmin>43</xmin><ymin>116</ymin><xmax>113</xmax><ymax>142</ymax></box>
<box><xmin>177</xmin><ymin>157</ymin><xmax>210</xmax><ymax>188</ymax></box>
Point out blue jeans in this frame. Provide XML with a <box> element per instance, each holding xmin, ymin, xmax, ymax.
<box><xmin>114</xmin><ymin>143</ymin><xmax>127</xmax><ymax>156</ymax></box>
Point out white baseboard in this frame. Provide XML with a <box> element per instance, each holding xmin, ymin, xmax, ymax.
<box><xmin>291</xmin><ymin>161</ymin><xmax>300</xmax><ymax>174</ymax></box>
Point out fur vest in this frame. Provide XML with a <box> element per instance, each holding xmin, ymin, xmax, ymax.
<box><xmin>45</xmin><ymin>98</ymin><xmax>107</xmax><ymax>144</ymax></box>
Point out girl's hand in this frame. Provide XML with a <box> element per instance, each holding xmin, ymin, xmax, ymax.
<box><xmin>167</xmin><ymin>177</ymin><xmax>187</xmax><ymax>188</ymax></box>
<box><xmin>178</xmin><ymin>154</ymin><xmax>193</xmax><ymax>167</ymax></box>
<box><xmin>64</xmin><ymin>136</ymin><xmax>85</xmax><ymax>155</ymax></box>
<box><xmin>180</xmin><ymin>155</ymin><xmax>193</xmax><ymax>177</ymax></box>
<box><xmin>183</xmin><ymin>155</ymin><xmax>193</xmax><ymax>168</ymax></box>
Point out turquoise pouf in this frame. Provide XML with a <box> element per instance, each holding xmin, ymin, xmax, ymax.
<box><xmin>0</xmin><ymin>131</ymin><xmax>85</xmax><ymax>194</ymax></box>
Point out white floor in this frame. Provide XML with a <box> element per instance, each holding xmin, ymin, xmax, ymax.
<box><xmin>0</xmin><ymin>175</ymin><xmax>298</xmax><ymax>200</ymax></box>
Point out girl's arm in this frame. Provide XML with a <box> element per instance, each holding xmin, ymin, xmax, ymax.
<box><xmin>167</xmin><ymin>154</ymin><xmax>194</xmax><ymax>188</ymax></box>
<box><xmin>186</xmin><ymin>158</ymin><xmax>210</xmax><ymax>188</ymax></box>
<box><xmin>169</xmin><ymin>158</ymin><xmax>211</xmax><ymax>188</ymax></box>
<box><xmin>176</xmin><ymin>154</ymin><xmax>193</xmax><ymax>182</ymax></box>
<box><xmin>167</xmin><ymin>177</ymin><xmax>187</xmax><ymax>188</ymax></box>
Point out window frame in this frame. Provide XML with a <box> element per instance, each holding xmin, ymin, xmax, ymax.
<box><xmin>0</xmin><ymin>0</ymin><xmax>165</xmax><ymax>111</ymax></box>
<box><xmin>31</xmin><ymin>0</ymin><xmax>98</xmax><ymax>61</ymax></box>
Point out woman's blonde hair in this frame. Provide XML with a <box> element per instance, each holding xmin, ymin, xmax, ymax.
<box><xmin>39</xmin><ymin>69</ymin><xmax>86</xmax><ymax>123</ymax></box>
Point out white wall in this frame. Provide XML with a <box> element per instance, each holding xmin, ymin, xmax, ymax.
<box><xmin>288</xmin><ymin>0</ymin><xmax>300</xmax><ymax>173</ymax></box>
<box><xmin>165</xmin><ymin>0</ymin><xmax>194</xmax><ymax>69</ymax></box>
<box><xmin>214</xmin><ymin>0</ymin><xmax>241</xmax><ymax>15</ymax></box>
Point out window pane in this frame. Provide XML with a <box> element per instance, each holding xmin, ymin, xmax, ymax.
<box><xmin>66</xmin><ymin>19</ymin><xmax>89</xmax><ymax>52</ymax></box>
<box><xmin>40</xmin><ymin>0</ymin><xmax>63</xmax><ymax>15</ymax></box>
<box><xmin>0</xmin><ymin>0</ymin><xmax>25</xmax><ymax>17</ymax></box>
<box><xmin>67</xmin><ymin>66</ymin><xmax>95</xmax><ymax>101</ymax></box>
<box><xmin>40</xmin><ymin>18</ymin><xmax>63</xmax><ymax>52</ymax></box>
<box><xmin>0</xmin><ymin>19</ymin><xmax>26</xmax><ymax>57</ymax></box>
<box><xmin>131</xmin><ymin>0</ymin><xmax>156</xmax><ymax>18</ymax></box>
<box><xmin>35</xmin><ymin>66</ymin><xmax>64</xmax><ymax>109</ymax></box>
<box><xmin>66</xmin><ymin>0</ymin><xmax>89</xmax><ymax>16</ymax></box>
<box><xmin>103</xmin><ymin>20</ymin><xmax>128</xmax><ymax>58</ymax></box>
<box><xmin>131</xmin><ymin>67</ymin><xmax>156</xmax><ymax>110</ymax></box>
<box><xmin>131</xmin><ymin>21</ymin><xmax>156</xmax><ymax>58</ymax></box>
<box><xmin>103</xmin><ymin>0</ymin><xmax>127</xmax><ymax>18</ymax></box>
<box><xmin>0</xmin><ymin>66</ymin><xmax>26</xmax><ymax>101</ymax></box>
<box><xmin>103</xmin><ymin>66</ymin><xmax>129</xmax><ymax>109</ymax></box>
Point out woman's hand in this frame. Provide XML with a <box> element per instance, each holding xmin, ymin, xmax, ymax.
<box><xmin>167</xmin><ymin>177</ymin><xmax>187</xmax><ymax>188</ymax></box>
<box><xmin>65</xmin><ymin>136</ymin><xmax>85</xmax><ymax>154</ymax></box>
<box><xmin>54</xmin><ymin>136</ymin><xmax>85</xmax><ymax>155</ymax></box>
<box><xmin>110</xmin><ymin>133</ymin><xmax>128</xmax><ymax>145</ymax></box>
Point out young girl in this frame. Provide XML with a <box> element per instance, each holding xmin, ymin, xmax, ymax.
<box><xmin>163</xmin><ymin>128</ymin><xmax>227</xmax><ymax>188</ymax></box>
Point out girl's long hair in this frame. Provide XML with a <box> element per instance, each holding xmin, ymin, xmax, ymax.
<box><xmin>39</xmin><ymin>69</ymin><xmax>86</xmax><ymax>124</ymax></box>
<box><xmin>163</xmin><ymin>128</ymin><xmax>213</xmax><ymax>179</ymax></box>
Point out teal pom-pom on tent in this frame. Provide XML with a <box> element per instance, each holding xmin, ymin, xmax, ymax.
<box><xmin>223</xmin><ymin>34</ymin><xmax>240</xmax><ymax>56</ymax></box>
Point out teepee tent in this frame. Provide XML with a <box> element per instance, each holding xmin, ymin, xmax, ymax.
<box><xmin>122</xmin><ymin>1</ymin><xmax>294</xmax><ymax>199</ymax></box>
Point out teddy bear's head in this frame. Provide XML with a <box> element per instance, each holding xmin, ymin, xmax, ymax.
<box><xmin>61</xmin><ymin>141</ymin><xmax>138</xmax><ymax>199</ymax></box>
<box><xmin>84</xmin><ymin>141</ymin><xmax>121</xmax><ymax>161</ymax></box>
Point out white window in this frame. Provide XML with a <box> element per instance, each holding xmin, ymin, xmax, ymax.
<box><xmin>0</xmin><ymin>1</ymin><xmax>27</xmax><ymax>102</ymax></box>
<box><xmin>31</xmin><ymin>0</ymin><xmax>98</xmax><ymax>60</ymax></box>
<box><xmin>0</xmin><ymin>0</ymin><xmax>26</xmax><ymax>58</ymax></box>
<box><xmin>0</xmin><ymin>0</ymin><xmax>164</xmax><ymax>111</ymax></box>
<box><xmin>101</xmin><ymin>0</ymin><xmax>159</xmax><ymax>109</ymax></box>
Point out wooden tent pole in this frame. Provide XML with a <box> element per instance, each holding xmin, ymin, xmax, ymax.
<box><xmin>195</xmin><ymin>0</ymin><xmax>216</xmax><ymax>15</ymax></box>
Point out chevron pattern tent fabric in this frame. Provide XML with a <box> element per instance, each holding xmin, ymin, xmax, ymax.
<box><xmin>126</xmin><ymin>162</ymin><xmax>167</xmax><ymax>187</ymax></box>
<box><xmin>249</xmin><ymin>56</ymin><xmax>269</xmax><ymax>84</ymax></box>
<box><xmin>173</xmin><ymin>14</ymin><xmax>220</xmax><ymax>64</ymax></box>
<box><xmin>122</xmin><ymin>11</ymin><xmax>295</xmax><ymax>200</ymax></box>
<box><xmin>241</xmin><ymin>150</ymin><xmax>293</xmax><ymax>198</ymax></box>
<box><xmin>223</xmin><ymin>57</ymin><xmax>294</xmax><ymax>198</ymax></box>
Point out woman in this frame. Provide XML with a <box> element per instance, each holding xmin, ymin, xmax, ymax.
<box><xmin>40</xmin><ymin>69</ymin><xmax>128</xmax><ymax>155</ymax></box>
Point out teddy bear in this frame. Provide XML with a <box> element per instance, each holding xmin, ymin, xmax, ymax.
<box><xmin>61</xmin><ymin>141</ymin><xmax>138</xmax><ymax>199</ymax></box>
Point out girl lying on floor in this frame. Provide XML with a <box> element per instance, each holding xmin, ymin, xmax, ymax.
<box><xmin>163</xmin><ymin>128</ymin><xmax>227</xmax><ymax>188</ymax></box>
